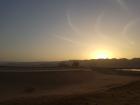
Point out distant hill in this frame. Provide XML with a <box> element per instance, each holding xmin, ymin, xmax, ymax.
<box><xmin>1</xmin><ymin>58</ymin><xmax>140</xmax><ymax>69</ymax></box>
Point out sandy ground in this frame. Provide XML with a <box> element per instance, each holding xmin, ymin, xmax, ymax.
<box><xmin>0</xmin><ymin>69</ymin><xmax>139</xmax><ymax>105</ymax></box>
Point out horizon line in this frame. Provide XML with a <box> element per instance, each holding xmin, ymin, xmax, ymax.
<box><xmin>1</xmin><ymin>57</ymin><xmax>140</xmax><ymax>63</ymax></box>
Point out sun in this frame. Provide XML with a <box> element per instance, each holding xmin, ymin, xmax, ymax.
<box><xmin>95</xmin><ymin>52</ymin><xmax>108</xmax><ymax>59</ymax></box>
<box><xmin>90</xmin><ymin>50</ymin><xmax>112</xmax><ymax>59</ymax></box>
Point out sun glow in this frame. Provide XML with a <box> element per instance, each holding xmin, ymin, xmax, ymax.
<box><xmin>90</xmin><ymin>50</ymin><xmax>113</xmax><ymax>59</ymax></box>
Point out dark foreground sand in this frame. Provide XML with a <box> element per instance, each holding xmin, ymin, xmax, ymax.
<box><xmin>0</xmin><ymin>69</ymin><xmax>140</xmax><ymax>105</ymax></box>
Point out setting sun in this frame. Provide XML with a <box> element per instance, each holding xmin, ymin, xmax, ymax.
<box><xmin>90</xmin><ymin>50</ymin><xmax>113</xmax><ymax>59</ymax></box>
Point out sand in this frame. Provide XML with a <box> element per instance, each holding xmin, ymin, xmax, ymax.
<box><xmin>0</xmin><ymin>69</ymin><xmax>139</xmax><ymax>105</ymax></box>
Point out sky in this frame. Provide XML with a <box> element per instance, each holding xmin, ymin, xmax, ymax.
<box><xmin>1</xmin><ymin>0</ymin><xmax>140</xmax><ymax>61</ymax></box>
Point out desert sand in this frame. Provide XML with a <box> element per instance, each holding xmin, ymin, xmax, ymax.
<box><xmin>0</xmin><ymin>69</ymin><xmax>139</xmax><ymax>105</ymax></box>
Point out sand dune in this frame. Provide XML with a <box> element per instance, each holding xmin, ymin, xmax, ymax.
<box><xmin>0</xmin><ymin>69</ymin><xmax>139</xmax><ymax>105</ymax></box>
